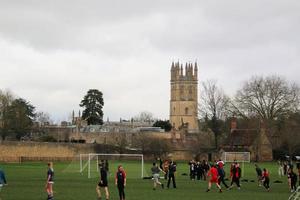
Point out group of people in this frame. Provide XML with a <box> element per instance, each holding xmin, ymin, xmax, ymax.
<box><xmin>255</xmin><ymin>164</ymin><xmax>270</xmax><ymax>191</ymax></box>
<box><xmin>283</xmin><ymin>161</ymin><xmax>299</xmax><ymax>193</ymax></box>
<box><xmin>43</xmin><ymin>160</ymin><xmax>127</xmax><ymax>200</ymax></box>
<box><xmin>187</xmin><ymin>159</ymin><xmax>241</xmax><ymax>192</ymax></box>
<box><xmin>206</xmin><ymin>160</ymin><xmax>243</xmax><ymax>193</ymax></box>
<box><xmin>277</xmin><ymin>160</ymin><xmax>300</xmax><ymax>192</ymax></box>
<box><xmin>188</xmin><ymin>160</ymin><xmax>210</xmax><ymax>181</ymax></box>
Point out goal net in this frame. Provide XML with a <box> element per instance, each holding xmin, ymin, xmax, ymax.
<box><xmin>222</xmin><ymin>152</ymin><xmax>250</xmax><ymax>177</ymax></box>
<box><xmin>80</xmin><ymin>153</ymin><xmax>145</xmax><ymax>179</ymax></box>
<box><xmin>223</xmin><ymin>152</ymin><xmax>251</xmax><ymax>163</ymax></box>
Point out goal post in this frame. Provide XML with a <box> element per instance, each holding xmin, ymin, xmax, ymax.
<box><xmin>80</xmin><ymin>153</ymin><xmax>144</xmax><ymax>179</ymax></box>
<box><xmin>222</xmin><ymin>152</ymin><xmax>251</xmax><ymax>177</ymax></box>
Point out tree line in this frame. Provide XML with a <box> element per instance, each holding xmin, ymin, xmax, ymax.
<box><xmin>199</xmin><ymin>75</ymin><xmax>300</xmax><ymax>156</ymax></box>
<box><xmin>1</xmin><ymin>75</ymin><xmax>299</xmax><ymax>157</ymax></box>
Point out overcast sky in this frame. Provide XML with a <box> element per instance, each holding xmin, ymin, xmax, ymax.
<box><xmin>0</xmin><ymin>0</ymin><xmax>299</xmax><ymax>122</ymax></box>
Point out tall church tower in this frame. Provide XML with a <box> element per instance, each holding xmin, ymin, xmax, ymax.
<box><xmin>170</xmin><ymin>61</ymin><xmax>198</xmax><ymax>131</ymax></box>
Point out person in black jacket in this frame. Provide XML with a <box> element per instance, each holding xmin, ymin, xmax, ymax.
<box><xmin>255</xmin><ymin>164</ymin><xmax>263</xmax><ymax>186</ymax></box>
<box><xmin>195</xmin><ymin>161</ymin><xmax>203</xmax><ymax>180</ymax></box>
<box><xmin>96</xmin><ymin>163</ymin><xmax>109</xmax><ymax>200</ymax></box>
<box><xmin>167</xmin><ymin>161</ymin><xmax>177</xmax><ymax>189</ymax></box>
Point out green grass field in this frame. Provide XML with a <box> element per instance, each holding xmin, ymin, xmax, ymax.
<box><xmin>0</xmin><ymin>161</ymin><xmax>292</xmax><ymax>200</ymax></box>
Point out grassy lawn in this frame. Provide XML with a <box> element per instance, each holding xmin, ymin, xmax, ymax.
<box><xmin>0</xmin><ymin>160</ymin><xmax>292</xmax><ymax>200</ymax></box>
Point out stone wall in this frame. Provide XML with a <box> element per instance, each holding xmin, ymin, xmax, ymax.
<box><xmin>0</xmin><ymin>141</ymin><xmax>96</xmax><ymax>162</ymax></box>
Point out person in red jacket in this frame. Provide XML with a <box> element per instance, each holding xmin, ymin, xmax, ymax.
<box><xmin>115</xmin><ymin>165</ymin><xmax>126</xmax><ymax>200</ymax></box>
<box><xmin>262</xmin><ymin>168</ymin><xmax>270</xmax><ymax>191</ymax></box>
<box><xmin>206</xmin><ymin>164</ymin><xmax>222</xmax><ymax>193</ymax></box>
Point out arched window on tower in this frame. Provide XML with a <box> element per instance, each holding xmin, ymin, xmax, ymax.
<box><xmin>185</xmin><ymin>107</ymin><xmax>189</xmax><ymax>115</ymax></box>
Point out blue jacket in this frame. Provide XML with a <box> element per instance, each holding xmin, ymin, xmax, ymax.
<box><xmin>0</xmin><ymin>169</ymin><xmax>7</xmax><ymax>184</ymax></box>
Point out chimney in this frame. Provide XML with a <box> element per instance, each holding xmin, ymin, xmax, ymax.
<box><xmin>230</xmin><ymin>117</ymin><xmax>237</xmax><ymax>133</ymax></box>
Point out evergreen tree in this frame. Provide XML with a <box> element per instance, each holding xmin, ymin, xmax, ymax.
<box><xmin>153</xmin><ymin>120</ymin><xmax>172</xmax><ymax>132</ymax></box>
<box><xmin>80</xmin><ymin>89</ymin><xmax>104</xmax><ymax>125</ymax></box>
<box><xmin>7</xmin><ymin>98</ymin><xmax>36</xmax><ymax>140</ymax></box>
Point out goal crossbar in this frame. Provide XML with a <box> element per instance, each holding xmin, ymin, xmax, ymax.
<box><xmin>80</xmin><ymin>153</ymin><xmax>144</xmax><ymax>179</ymax></box>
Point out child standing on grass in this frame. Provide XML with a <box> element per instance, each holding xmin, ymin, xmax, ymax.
<box><xmin>115</xmin><ymin>165</ymin><xmax>126</xmax><ymax>200</ymax></box>
<box><xmin>45</xmin><ymin>162</ymin><xmax>54</xmax><ymax>200</ymax></box>
<box><xmin>96</xmin><ymin>163</ymin><xmax>109</xmax><ymax>200</ymax></box>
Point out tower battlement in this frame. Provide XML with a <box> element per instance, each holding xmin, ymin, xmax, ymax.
<box><xmin>171</xmin><ymin>62</ymin><xmax>198</xmax><ymax>82</ymax></box>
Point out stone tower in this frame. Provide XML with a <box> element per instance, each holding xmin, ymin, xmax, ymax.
<box><xmin>170</xmin><ymin>61</ymin><xmax>198</xmax><ymax>131</ymax></box>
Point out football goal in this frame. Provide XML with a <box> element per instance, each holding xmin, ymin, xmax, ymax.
<box><xmin>80</xmin><ymin>153</ymin><xmax>145</xmax><ymax>179</ymax></box>
<box><xmin>222</xmin><ymin>152</ymin><xmax>251</xmax><ymax>177</ymax></box>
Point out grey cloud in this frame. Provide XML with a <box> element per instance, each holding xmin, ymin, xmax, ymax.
<box><xmin>0</xmin><ymin>0</ymin><xmax>300</xmax><ymax>121</ymax></box>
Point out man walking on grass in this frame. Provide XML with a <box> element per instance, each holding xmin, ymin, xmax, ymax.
<box><xmin>206</xmin><ymin>164</ymin><xmax>222</xmax><ymax>193</ymax></box>
<box><xmin>167</xmin><ymin>160</ymin><xmax>177</xmax><ymax>189</ymax></box>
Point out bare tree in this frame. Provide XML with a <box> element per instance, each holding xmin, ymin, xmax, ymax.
<box><xmin>132</xmin><ymin>133</ymin><xmax>151</xmax><ymax>154</ymax></box>
<box><xmin>199</xmin><ymin>80</ymin><xmax>230</xmax><ymax>120</ymax></box>
<box><xmin>132</xmin><ymin>133</ymin><xmax>170</xmax><ymax>157</ymax></box>
<box><xmin>114</xmin><ymin>133</ymin><xmax>128</xmax><ymax>154</ymax></box>
<box><xmin>0</xmin><ymin>89</ymin><xmax>14</xmax><ymax>140</ymax></box>
<box><xmin>233</xmin><ymin>76</ymin><xmax>300</xmax><ymax>120</ymax></box>
<box><xmin>198</xmin><ymin>80</ymin><xmax>230</xmax><ymax>149</ymax></box>
<box><xmin>147</xmin><ymin>137</ymin><xmax>170</xmax><ymax>157</ymax></box>
<box><xmin>35</xmin><ymin>111</ymin><xmax>52</xmax><ymax>126</ymax></box>
<box><xmin>133</xmin><ymin>111</ymin><xmax>154</xmax><ymax>124</ymax></box>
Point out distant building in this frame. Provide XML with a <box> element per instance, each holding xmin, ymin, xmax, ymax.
<box><xmin>221</xmin><ymin>118</ymin><xmax>273</xmax><ymax>161</ymax></box>
<box><xmin>170</xmin><ymin>62</ymin><xmax>198</xmax><ymax>132</ymax></box>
